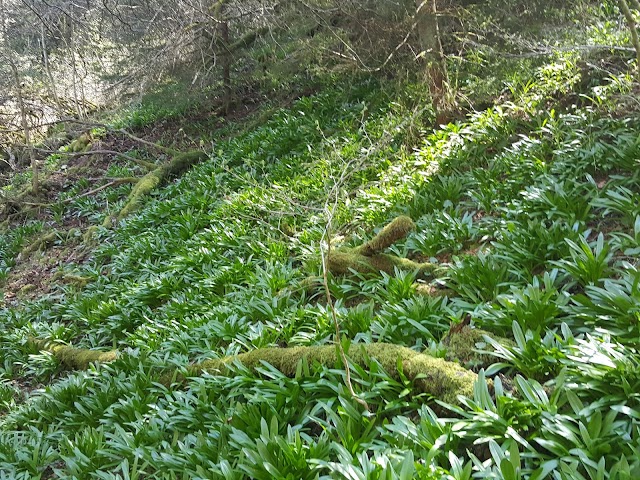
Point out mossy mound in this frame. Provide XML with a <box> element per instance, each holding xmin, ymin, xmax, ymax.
<box><xmin>195</xmin><ymin>343</ymin><xmax>476</xmax><ymax>404</ymax></box>
<box><xmin>444</xmin><ymin>325</ymin><xmax>514</xmax><ymax>370</ymax></box>
<box><xmin>68</xmin><ymin>133</ymin><xmax>92</xmax><ymax>153</ymax></box>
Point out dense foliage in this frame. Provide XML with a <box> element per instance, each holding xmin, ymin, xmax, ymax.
<box><xmin>1</xmin><ymin>4</ymin><xmax>640</xmax><ymax>477</ymax></box>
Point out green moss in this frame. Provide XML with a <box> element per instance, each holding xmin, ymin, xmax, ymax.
<box><xmin>19</xmin><ymin>231</ymin><xmax>59</xmax><ymax>257</ymax></box>
<box><xmin>66</xmin><ymin>165</ymin><xmax>92</xmax><ymax>176</ymax></box>
<box><xmin>328</xmin><ymin>249</ymin><xmax>434</xmax><ymax>279</ymax></box>
<box><xmin>299</xmin><ymin>275</ymin><xmax>324</xmax><ymax>294</ymax></box>
<box><xmin>19</xmin><ymin>284</ymin><xmax>36</xmax><ymax>295</ymax></box>
<box><xmin>25</xmin><ymin>338</ymin><xmax>477</xmax><ymax>404</ymax></box>
<box><xmin>110</xmin><ymin>150</ymin><xmax>208</xmax><ymax>224</ymax></box>
<box><xmin>326</xmin><ymin>216</ymin><xmax>433</xmax><ymax>278</ymax></box>
<box><xmin>194</xmin><ymin>343</ymin><xmax>476</xmax><ymax>404</ymax></box>
<box><xmin>61</xmin><ymin>274</ymin><xmax>92</xmax><ymax>288</ymax></box>
<box><xmin>444</xmin><ymin>326</ymin><xmax>514</xmax><ymax>370</ymax></box>
<box><xmin>166</xmin><ymin>151</ymin><xmax>208</xmax><ymax>177</ymax></box>
<box><xmin>414</xmin><ymin>284</ymin><xmax>456</xmax><ymax>297</ymax></box>
<box><xmin>115</xmin><ymin>167</ymin><xmax>163</xmax><ymax>221</ymax></box>
<box><xmin>355</xmin><ymin>215</ymin><xmax>415</xmax><ymax>256</ymax></box>
<box><xmin>66</xmin><ymin>228</ymin><xmax>81</xmax><ymax>240</ymax></box>
<box><xmin>68</xmin><ymin>133</ymin><xmax>92</xmax><ymax>153</ymax></box>
<box><xmin>29</xmin><ymin>339</ymin><xmax>117</xmax><ymax>370</ymax></box>
<box><xmin>83</xmin><ymin>226</ymin><xmax>99</xmax><ymax>243</ymax></box>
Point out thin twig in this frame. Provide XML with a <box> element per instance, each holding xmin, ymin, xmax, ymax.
<box><xmin>31</xmin><ymin>146</ymin><xmax>154</xmax><ymax>167</ymax></box>
<box><xmin>42</xmin><ymin>118</ymin><xmax>179</xmax><ymax>155</ymax></box>
<box><xmin>58</xmin><ymin>178</ymin><xmax>138</xmax><ymax>204</ymax></box>
<box><xmin>320</xmin><ymin>189</ymin><xmax>369</xmax><ymax>412</ymax></box>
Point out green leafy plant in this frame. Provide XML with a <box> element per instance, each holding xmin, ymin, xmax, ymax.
<box><xmin>552</xmin><ymin>233</ymin><xmax>612</xmax><ymax>287</ymax></box>
<box><xmin>493</xmin><ymin>219</ymin><xmax>580</xmax><ymax>276</ymax></box>
<box><xmin>610</xmin><ymin>215</ymin><xmax>640</xmax><ymax>257</ymax></box>
<box><xmin>592</xmin><ymin>186</ymin><xmax>640</xmax><ymax>226</ymax></box>
<box><xmin>483</xmin><ymin>321</ymin><xmax>572</xmax><ymax>380</ymax></box>
<box><xmin>517</xmin><ymin>178</ymin><xmax>594</xmax><ymax>224</ymax></box>
<box><xmin>409</xmin><ymin>211</ymin><xmax>476</xmax><ymax>257</ymax></box>
<box><xmin>569</xmin><ymin>265</ymin><xmax>640</xmax><ymax>341</ymax></box>
<box><xmin>446</xmin><ymin>252</ymin><xmax>516</xmax><ymax>303</ymax></box>
<box><xmin>229</xmin><ymin>417</ymin><xmax>330</xmax><ymax>480</ymax></box>
<box><xmin>477</xmin><ymin>272</ymin><xmax>570</xmax><ymax>334</ymax></box>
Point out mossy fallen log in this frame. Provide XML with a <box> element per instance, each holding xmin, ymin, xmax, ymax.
<box><xmin>354</xmin><ymin>215</ymin><xmax>416</xmax><ymax>256</ymax></box>
<box><xmin>105</xmin><ymin>150</ymin><xmax>208</xmax><ymax>225</ymax></box>
<box><xmin>327</xmin><ymin>250</ymin><xmax>435</xmax><ymax>278</ymax></box>
<box><xmin>28</xmin><ymin>339</ymin><xmax>476</xmax><ymax>404</ymax></box>
<box><xmin>28</xmin><ymin>339</ymin><xmax>117</xmax><ymax>370</ymax></box>
<box><xmin>18</xmin><ymin>230</ymin><xmax>59</xmax><ymax>258</ymax></box>
<box><xmin>193</xmin><ymin>343</ymin><xmax>477</xmax><ymax>404</ymax></box>
<box><xmin>328</xmin><ymin>215</ymin><xmax>434</xmax><ymax>279</ymax></box>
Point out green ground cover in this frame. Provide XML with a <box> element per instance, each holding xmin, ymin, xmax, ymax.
<box><xmin>1</xmin><ymin>52</ymin><xmax>640</xmax><ymax>479</ymax></box>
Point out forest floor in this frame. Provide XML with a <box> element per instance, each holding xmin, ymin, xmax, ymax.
<box><xmin>1</xmin><ymin>29</ymin><xmax>640</xmax><ymax>480</ymax></box>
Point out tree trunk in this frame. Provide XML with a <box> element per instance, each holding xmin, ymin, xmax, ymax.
<box><xmin>620</xmin><ymin>0</ymin><xmax>640</xmax><ymax>78</ymax></box>
<box><xmin>8</xmin><ymin>62</ymin><xmax>39</xmax><ymax>195</ymax></box>
<box><xmin>40</xmin><ymin>23</ymin><xmax>60</xmax><ymax>106</ymax></box>
<box><xmin>220</xmin><ymin>20</ymin><xmax>232</xmax><ymax>114</ymax></box>
<box><xmin>213</xmin><ymin>0</ymin><xmax>232</xmax><ymax>114</ymax></box>
<box><xmin>415</xmin><ymin>0</ymin><xmax>449</xmax><ymax>124</ymax></box>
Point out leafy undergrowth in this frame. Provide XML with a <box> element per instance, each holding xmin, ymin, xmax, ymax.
<box><xmin>1</xmin><ymin>55</ymin><xmax>640</xmax><ymax>479</ymax></box>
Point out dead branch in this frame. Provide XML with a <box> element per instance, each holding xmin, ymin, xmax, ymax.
<box><xmin>59</xmin><ymin>178</ymin><xmax>138</xmax><ymax>204</ymax></box>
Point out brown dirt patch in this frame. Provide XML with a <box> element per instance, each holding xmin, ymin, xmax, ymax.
<box><xmin>2</xmin><ymin>240</ymin><xmax>92</xmax><ymax>308</ymax></box>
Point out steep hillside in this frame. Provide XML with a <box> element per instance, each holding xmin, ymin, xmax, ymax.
<box><xmin>2</xmin><ymin>32</ymin><xmax>640</xmax><ymax>480</ymax></box>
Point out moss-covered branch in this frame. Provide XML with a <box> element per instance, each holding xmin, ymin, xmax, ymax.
<box><xmin>19</xmin><ymin>230</ymin><xmax>59</xmax><ymax>258</ymax></box>
<box><xmin>327</xmin><ymin>250</ymin><xmax>434</xmax><ymax>278</ymax></box>
<box><xmin>354</xmin><ymin>215</ymin><xmax>416</xmax><ymax>256</ymax></box>
<box><xmin>105</xmin><ymin>150</ymin><xmax>208</xmax><ymax>225</ymax></box>
<box><xmin>28</xmin><ymin>340</ymin><xmax>476</xmax><ymax>404</ymax></box>
<box><xmin>28</xmin><ymin>339</ymin><xmax>117</xmax><ymax>370</ymax></box>
<box><xmin>193</xmin><ymin>343</ymin><xmax>476</xmax><ymax>404</ymax></box>
<box><xmin>228</xmin><ymin>27</ymin><xmax>269</xmax><ymax>53</ymax></box>
<box><xmin>328</xmin><ymin>216</ymin><xmax>434</xmax><ymax>278</ymax></box>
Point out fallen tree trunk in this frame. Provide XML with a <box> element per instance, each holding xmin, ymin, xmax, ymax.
<box><xmin>192</xmin><ymin>343</ymin><xmax>477</xmax><ymax>404</ymax></box>
<box><xmin>30</xmin><ymin>339</ymin><xmax>477</xmax><ymax>404</ymax></box>
<box><xmin>28</xmin><ymin>339</ymin><xmax>117</xmax><ymax>370</ymax></box>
